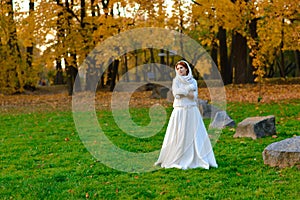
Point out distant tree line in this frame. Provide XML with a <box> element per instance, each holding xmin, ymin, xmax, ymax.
<box><xmin>0</xmin><ymin>0</ymin><xmax>299</xmax><ymax>94</ymax></box>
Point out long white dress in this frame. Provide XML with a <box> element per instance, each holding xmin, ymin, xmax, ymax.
<box><xmin>155</xmin><ymin>61</ymin><xmax>218</xmax><ymax>170</ymax></box>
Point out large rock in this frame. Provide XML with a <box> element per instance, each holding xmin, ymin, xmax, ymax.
<box><xmin>159</xmin><ymin>87</ymin><xmax>169</xmax><ymax>98</ymax></box>
<box><xmin>209</xmin><ymin>111</ymin><xmax>236</xmax><ymax>129</ymax></box>
<box><xmin>262</xmin><ymin>136</ymin><xmax>300</xmax><ymax>168</ymax></box>
<box><xmin>198</xmin><ymin>99</ymin><xmax>222</xmax><ymax>119</ymax></box>
<box><xmin>234</xmin><ymin>115</ymin><xmax>276</xmax><ymax>139</ymax></box>
<box><xmin>167</xmin><ymin>90</ymin><xmax>174</xmax><ymax>102</ymax></box>
<box><xmin>149</xmin><ymin>84</ymin><xmax>169</xmax><ymax>99</ymax></box>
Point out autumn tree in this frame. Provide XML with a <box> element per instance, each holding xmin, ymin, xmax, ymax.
<box><xmin>189</xmin><ymin>0</ymin><xmax>233</xmax><ymax>83</ymax></box>
<box><xmin>189</xmin><ymin>0</ymin><xmax>299</xmax><ymax>84</ymax></box>
<box><xmin>252</xmin><ymin>0</ymin><xmax>300</xmax><ymax>81</ymax></box>
<box><xmin>0</xmin><ymin>1</ymin><xmax>24</xmax><ymax>93</ymax></box>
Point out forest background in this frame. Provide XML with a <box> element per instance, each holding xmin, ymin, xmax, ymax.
<box><xmin>1</xmin><ymin>1</ymin><xmax>300</xmax><ymax>199</ymax></box>
<box><xmin>0</xmin><ymin>0</ymin><xmax>299</xmax><ymax>95</ymax></box>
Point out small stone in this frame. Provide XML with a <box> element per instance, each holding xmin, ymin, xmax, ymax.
<box><xmin>209</xmin><ymin>111</ymin><xmax>235</xmax><ymax>129</ymax></box>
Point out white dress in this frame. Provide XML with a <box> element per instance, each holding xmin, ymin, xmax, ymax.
<box><xmin>155</xmin><ymin>62</ymin><xmax>218</xmax><ymax>170</ymax></box>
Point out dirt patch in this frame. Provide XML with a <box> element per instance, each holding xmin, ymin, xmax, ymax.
<box><xmin>0</xmin><ymin>83</ymin><xmax>300</xmax><ymax>113</ymax></box>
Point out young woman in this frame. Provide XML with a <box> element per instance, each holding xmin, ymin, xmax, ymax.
<box><xmin>155</xmin><ymin>60</ymin><xmax>218</xmax><ymax>170</ymax></box>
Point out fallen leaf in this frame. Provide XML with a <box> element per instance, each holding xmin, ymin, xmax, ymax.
<box><xmin>236</xmin><ymin>172</ymin><xmax>242</xmax><ymax>176</ymax></box>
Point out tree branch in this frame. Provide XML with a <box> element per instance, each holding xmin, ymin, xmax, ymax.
<box><xmin>55</xmin><ymin>2</ymin><xmax>81</xmax><ymax>23</ymax></box>
<box><xmin>190</xmin><ymin>0</ymin><xmax>202</xmax><ymax>6</ymax></box>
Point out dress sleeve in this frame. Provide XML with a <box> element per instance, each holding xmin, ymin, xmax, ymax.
<box><xmin>185</xmin><ymin>83</ymin><xmax>196</xmax><ymax>92</ymax></box>
<box><xmin>172</xmin><ymin>79</ymin><xmax>188</xmax><ymax>97</ymax></box>
<box><xmin>192</xmin><ymin>79</ymin><xmax>198</xmax><ymax>101</ymax></box>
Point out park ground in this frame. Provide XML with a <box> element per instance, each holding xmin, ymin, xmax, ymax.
<box><xmin>1</xmin><ymin>82</ymin><xmax>300</xmax><ymax>199</ymax></box>
<box><xmin>1</xmin><ymin>83</ymin><xmax>300</xmax><ymax>113</ymax></box>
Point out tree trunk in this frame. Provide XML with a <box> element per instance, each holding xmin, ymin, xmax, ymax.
<box><xmin>123</xmin><ymin>53</ymin><xmax>129</xmax><ymax>82</ymax></box>
<box><xmin>66</xmin><ymin>65</ymin><xmax>79</xmax><ymax>96</ymax></box>
<box><xmin>66</xmin><ymin>0</ymin><xmax>80</xmax><ymax>94</ymax></box>
<box><xmin>102</xmin><ymin>0</ymin><xmax>109</xmax><ymax>17</ymax></box>
<box><xmin>106</xmin><ymin>58</ymin><xmax>113</xmax><ymax>86</ymax></box>
<box><xmin>6</xmin><ymin>0</ymin><xmax>23</xmax><ymax>92</ymax></box>
<box><xmin>278</xmin><ymin>18</ymin><xmax>286</xmax><ymax>78</ymax></box>
<box><xmin>25</xmin><ymin>0</ymin><xmax>35</xmax><ymax>90</ymax></box>
<box><xmin>230</xmin><ymin>31</ymin><xmax>248</xmax><ymax>84</ymax></box>
<box><xmin>110</xmin><ymin>59</ymin><xmax>119</xmax><ymax>91</ymax></box>
<box><xmin>149</xmin><ymin>48</ymin><xmax>156</xmax><ymax>80</ymax></box>
<box><xmin>65</xmin><ymin>52</ymin><xmax>79</xmax><ymax>95</ymax></box>
<box><xmin>80</xmin><ymin>0</ymin><xmax>86</xmax><ymax>27</ymax></box>
<box><xmin>91</xmin><ymin>0</ymin><xmax>96</xmax><ymax>17</ymax></box>
<box><xmin>135</xmin><ymin>49</ymin><xmax>139</xmax><ymax>81</ymax></box>
<box><xmin>218</xmin><ymin>26</ymin><xmax>231</xmax><ymax>84</ymax></box>
<box><xmin>211</xmin><ymin>39</ymin><xmax>218</xmax><ymax>68</ymax></box>
<box><xmin>295</xmin><ymin>50</ymin><xmax>300</xmax><ymax>77</ymax></box>
<box><xmin>210</xmin><ymin>37</ymin><xmax>219</xmax><ymax>79</ymax></box>
<box><xmin>229</xmin><ymin>0</ymin><xmax>251</xmax><ymax>84</ymax></box>
<box><xmin>85</xmin><ymin>56</ymin><xmax>97</xmax><ymax>91</ymax></box>
<box><xmin>26</xmin><ymin>0</ymin><xmax>34</xmax><ymax>69</ymax></box>
<box><xmin>55</xmin><ymin>58</ymin><xmax>64</xmax><ymax>84</ymax></box>
<box><xmin>248</xmin><ymin>18</ymin><xmax>258</xmax><ymax>83</ymax></box>
<box><xmin>159</xmin><ymin>49</ymin><xmax>166</xmax><ymax>80</ymax></box>
<box><xmin>55</xmin><ymin>0</ymin><xmax>65</xmax><ymax>85</ymax></box>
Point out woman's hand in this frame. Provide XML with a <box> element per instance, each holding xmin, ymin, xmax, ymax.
<box><xmin>187</xmin><ymin>91</ymin><xmax>194</xmax><ymax>99</ymax></box>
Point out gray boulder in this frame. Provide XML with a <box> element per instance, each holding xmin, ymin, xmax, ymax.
<box><xmin>167</xmin><ymin>90</ymin><xmax>174</xmax><ymax>102</ymax></box>
<box><xmin>262</xmin><ymin>136</ymin><xmax>300</xmax><ymax>168</ymax></box>
<box><xmin>150</xmin><ymin>85</ymin><xmax>169</xmax><ymax>99</ymax></box>
<box><xmin>234</xmin><ymin>115</ymin><xmax>276</xmax><ymax>139</ymax></box>
<box><xmin>159</xmin><ymin>87</ymin><xmax>169</xmax><ymax>98</ymax></box>
<box><xmin>198</xmin><ymin>99</ymin><xmax>222</xmax><ymax>119</ymax></box>
<box><xmin>209</xmin><ymin>111</ymin><xmax>236</xmax><ymax>129</ymax></box>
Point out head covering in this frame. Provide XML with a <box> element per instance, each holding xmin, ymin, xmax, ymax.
<box><xmin>175</xmin><ymin>60</ymin><xmax>193</xmax><ymax>85</ymax></box>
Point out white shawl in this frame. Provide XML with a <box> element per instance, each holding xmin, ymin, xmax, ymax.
<box><xmin>173</xmin><ymin>61</ymin><xmax>196</xmax><ymax>98</ymax></box>
<box><xmin>175</xmin><ymin>60</ymin><xmax>194</xmax><ymax>85</ymax></box>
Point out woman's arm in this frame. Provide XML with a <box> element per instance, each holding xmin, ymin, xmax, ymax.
<box><xmin>172</xmin><ymin>79</ymin><xmax>188</xmax><ymax>97</ymax></box>
<box><xmin>187</xmin><ymin>79</ymin><xmax>198</xmax><ymax>100</ymax></box>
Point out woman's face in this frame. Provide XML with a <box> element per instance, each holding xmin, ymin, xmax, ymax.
<box><xmin>176</xmin><ymin>64</ymin><xmax>187</xmax><ymax>76</ymax></box>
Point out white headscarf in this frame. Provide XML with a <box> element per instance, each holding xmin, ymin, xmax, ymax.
<box><xmin>175</xmin><ymin>60</ymin><xmax>194</xmax><ymax>85</ymax></box>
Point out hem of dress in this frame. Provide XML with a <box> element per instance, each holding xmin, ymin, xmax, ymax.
<box><xmin>154</xmin><ymin>162</ymin><xmax>217</xmax><ymax>170</ymax></box>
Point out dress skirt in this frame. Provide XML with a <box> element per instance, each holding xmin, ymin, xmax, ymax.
<box><xmin>155</xmin><ymin>106</ymin><xmax>218</xmax><ymax>170</ymax></box>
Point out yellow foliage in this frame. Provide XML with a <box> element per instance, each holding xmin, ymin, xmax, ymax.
<box><xmin>1</xmin><ymin>0</ymin><xmax>299</xmax><ymax>93</ymax></box>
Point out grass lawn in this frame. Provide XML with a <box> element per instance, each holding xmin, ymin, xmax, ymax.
<box><xmin>1</xmin><ymin>99</ymin><xmax>299</xmax><ymax>199</ymax></box>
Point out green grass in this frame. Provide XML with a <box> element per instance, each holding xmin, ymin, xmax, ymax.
<box><xmin>1</xmin><ymin>100</ymin><xmax>300</xmax><ymax>199</ymax></box>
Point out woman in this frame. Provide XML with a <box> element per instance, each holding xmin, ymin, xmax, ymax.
<box><xmin>155</xmin><ymin>60</ymin><xmax>218</xmax><ymax>170</ymax></box>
